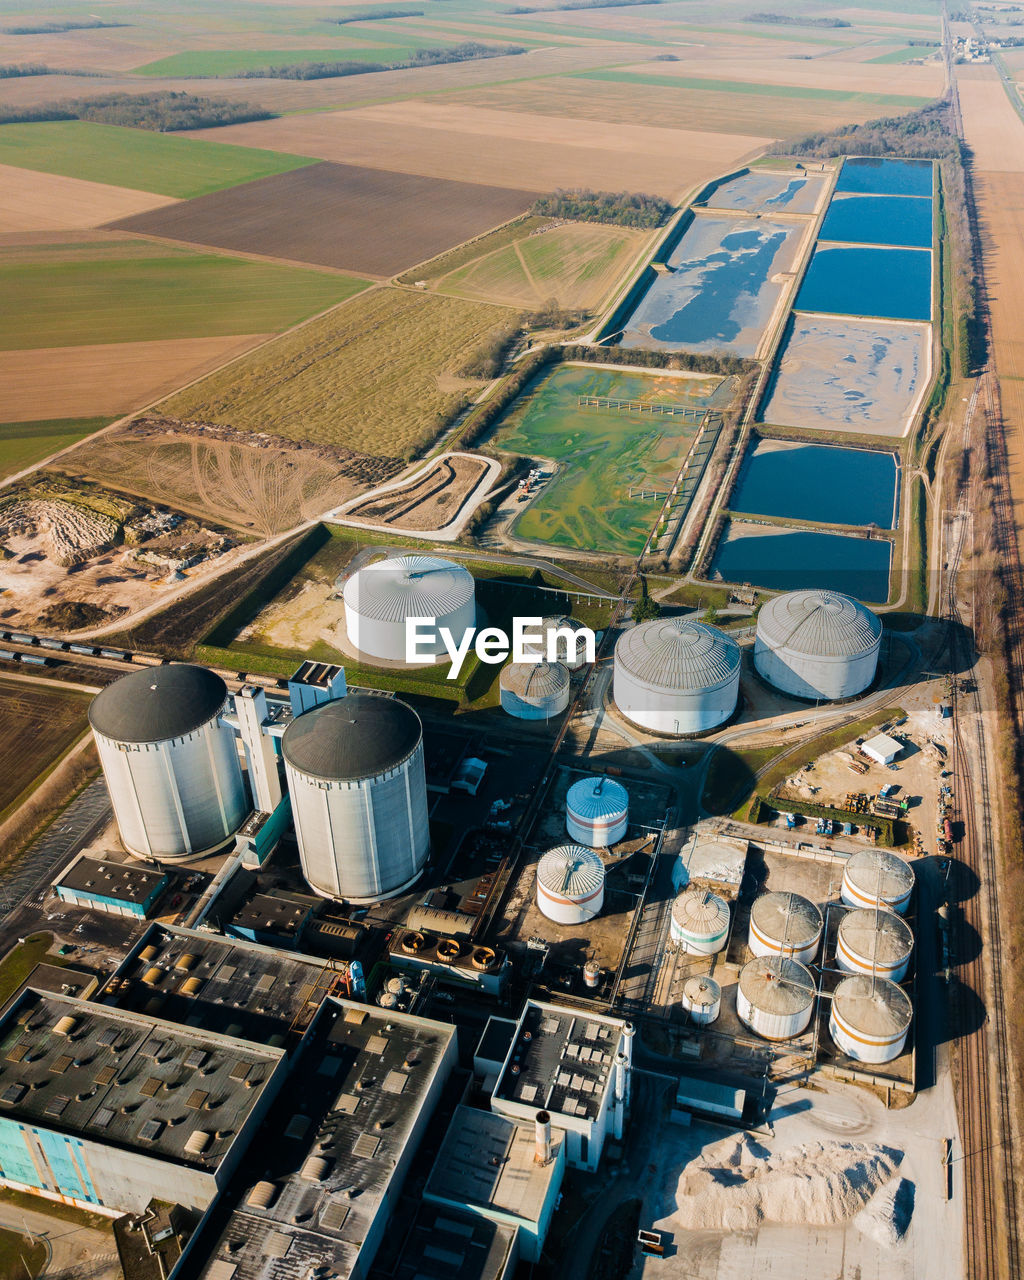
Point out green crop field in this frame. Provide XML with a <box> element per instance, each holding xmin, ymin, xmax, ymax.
<box><xmin>0</xmin><ymin>242</ymin><xmax>370</xmax><ymax>350</ymax></box>
<box><xmin>493</xmin><ymin>365</ymin><xmax>731</xmax><ymax>556</ymax></box>
<box><xmin>162</xmin><ymin>287</ymin><xmax>513</xmax><ymax>456</ymax></box>
<box><xmin>133</xmin><ymin>47</ymin><xmax>405</xmax><ymax>76</ymax></box>
<box><xmin>0</xmin><ymin>122</ymin><xmax>316</xmax><ymax>198</ymax></box>
<box><xmin>574</xmin><ymin>70</ymin><xmax>933</xmax><ymax>108</ymax></box>
<box><xmin>867</xmin><ymin>46</ymin><xmax>937</xmax><ymax>63</ymax></box>
<box><xmin>0</xmin><ymin>417</ymin><xmax>109</xmax><ymax>481</ymax></box>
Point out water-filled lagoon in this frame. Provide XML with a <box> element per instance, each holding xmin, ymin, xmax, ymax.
<box><xmin>730</xmin><ymin>440</ymin><xmax>899</xmax><ymax>528</ymax></box>
<box><xmin>820</xmin><ymin>194</ymin><xmax>932</xmax><ymax>248</ymax></box>
<box><xmin>796</xmin><ymin>245</ymin><xmax>931</xmax><ymax>321</ymax></box>
<box><xmin>836</xmin><ymin>157</ymin><xmax>934</xmax><ymax>198</ymax></box>
<box><xmin>711</xmin><ymin>521</ymin><xmax>892</xmax><ymax>603</ymax></box>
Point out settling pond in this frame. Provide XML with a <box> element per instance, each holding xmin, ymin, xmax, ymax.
<box><xmin>796</xmin><ymin>245</ymin><xmax>931</xmax><ymax>321</ymax></box>
<box><xmin>730</xmin><ymin>439</ymin><xmax>899</xmax><ymax>528</ymax></box>
<box><xmin>703</xmin><ymin>168</ymin><xmax>824</xmax><ymax>215</ymax></box>
<box><xmin>836</xmin><ymin>156</ymin><xmax>934</xmax><ymax>198</ymax></box>
<box><xmin>711</xmin><ymin>521</ymin><xmax>892</xmax><ymax>603</ymax></box>
<box><xmin>819</xmin><ymin>193</ymin><xmax>933</xmax><ymax>248</ymax></box>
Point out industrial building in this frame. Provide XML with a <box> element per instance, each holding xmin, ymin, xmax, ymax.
<box><xmin>491</xmin><ymin>1002</ymin><xmax>632</xmax><ymax>1171</ymax></box>
<box><xmin>224</xmin><ymin>891</ymin><xmax>319</xmax><ymax>950</ymax></box>
<box><xmin>565</xmin><ymin>776</ymin><xmax>629</xmax><ymax>848</ymax></box>
<box><xmin>841</xmin><ymin>849</ymin><xmax>914</xmax><ymax>914</ymax></box>
<box><xmin>535</xmin><ymin>845</ymin><xmax>605</xmax><ymax>924</ymax></box>
<box><xmin>195</xmin><ymin>999</ymin><xmax>457</xmax><ymax>1280</ymax></box>
<box><xmin>499</xmin><ymin>660</ymin><xmax>570</xmax><ymax>720</ymax></box>
<box><xmin>829</xmin><ymin>974</ymin><xmax>913</xmax><ymax>1064</ymax></box>
<box><xmin>748</xmin><ymin>891</ymin><xmax>823</xmax><ymax>964</ymax></box>
<box><xmin>861</xmin><ymin>732</ymin><xmax>903</xmax><ymax>766</ymax></box>
<box><xmin>282</xmin><ymin>691</ymin><xmax>430</xmax><ymax>903</ymax></box>
<box><xmin>0</xmin><ymin>990</ymin><xmax>286</xmax><ymax>1215</ymax></box>
<box><xmin>53</xmin><ymin>854</ymin><xmax>169</xmax><ymax>918</ymax></box>
<box><xmin>753</xmin><ymin>589</ymin><xmax>882</xmax><ymax>702</ymax></box>
<box><xmin>613</xmin><ymin>618</ymin><xmax>740</xmax><ymax>735</ymax></box>
<box><xmin>389</xmin><ymin>930</ymin><xmax>508</xmax><ymax>996</ymax></box>
<box><xmin>342</xmin><ymin>554</ymin><xmax>476</xmax><ymax>662</ymax></box>
<box><xmin>88</xmin><ymin>664</ymin><xmax>248</xmax><ymax>861</ymax></box>
<box><xmin>392</xmin><ymin>1206</ymin><xmax>517</xmax><ymax>1280</ymax></box>
<box><xmin>736</xmin><ymin>955</ymin><xmax>816</xmax><ymax>1041</ymax></box>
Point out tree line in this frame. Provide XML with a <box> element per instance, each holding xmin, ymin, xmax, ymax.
<box><xmin>1</xmin><ymin>18</ymin><xmax>126</xmax><ymax>33</ymax></box>
<box><xmin>531</xmin><ymin>188</ymin><xmax>673</xmax><ymax>229</ymax></box>
<box><xmin>504</xmin><ymin>0</ymin><xmax>660</xmax><ymax>12</ymax></box>
<box><xmin>563</xmin><ymin>344</ymin><xmax>755</xmax><ymax>377</ymax></box>
<box><xmin>326</xmin><ymin>7</ymin><xmax>424</xmax><ymax>22</ymax></box>
<box><xmin>745</xmin><ymin>11</ymin><xmax>850</xmax><ymax>25</ymax></box>
<box><xmin>235</xmin><ymin>41</ymin><xmax>525</xmax><ymax>80</ymax></box>
<box><xmin>0</xmin><ymin>91</ymin><xmax>273</xmax><ymax>130</ymax></box>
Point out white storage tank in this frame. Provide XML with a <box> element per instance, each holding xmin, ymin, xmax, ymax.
<box><xmin>748</xmin><ymin>891</ymin><xmax>823</xmax><ymax>964</ymax></box>
<box><xmin>500</xmin><ymin>660</ymin><xmax>570</xmax><ymax>720</ymax></box>
<box><xmin>282</xmin><ymin>691</ymin><xmax>429</xmax><ymax>903</ymax></box>
<box><xmin>681</xmin><ymin>975</ymin><xmax>721</xmax><ymax>1026</ymax></box>
<box><xmin>522</xmin><ymin>615</ymin><xmax>592</xmax><ymax>670</ymax></box>
<box><xmin>737</xmin><ymin>956</ymin><xmax>816</xmax><ymax>1041</ymax></box>
<box><xmin>836</xmin><ymin>908</ymin><xmax>914</xmax><ymax>982</ymax></box>
<box><xmin>566</xmin><ymin>776</ymin><xmax>629</xmax><ymax>847</ymax></box>
<box><xmin>89</xmin><ymin>664</ymin><xmax>246</xmax><ymax>862</ymax></box>
<box><xmin>342</xmin><ymin>554</ymin><xmax>475</xmax><ymax>663</ymax></box>
<box><xmin>754</xmin><ymin>589</ymin><xmax>881</xmax><ymax>701</ymax></box>
<box><xmin>613</xmin><ymin>618</ymin><xmax>740</xmax><ymax>736</ymax></box>
<box><xmin>841</xmin><ymin>849</ymin><xmax>914</xmax><ymax>914</ymax></box>
<box><xmin>670</xmin><ymin>889</ymin><xmax>730</xmax><ymax>955</ymax></box>
<box><xmin>829</xmin><ymin>975</ymin><xmax>912</xmax><ymax>1063</ymax></box>
<box><xmin>536</xmin><ymin>845</ymin><xmax>605</xmax><ymax>924</ymax></box>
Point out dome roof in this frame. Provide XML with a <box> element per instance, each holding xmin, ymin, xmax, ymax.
<box><xmin>833</xmin><ymin>975</ymin><xmax>912</xmax><ymax>1035</ymax></box>
<box><xmin>682</xmin><ymin>976</ymin><xmax>721</xmax><ymax>1007</ymax></box>
<box><xmin>739</xmin><ymin>956</ymin><xmax>815</xmax><ymax>1014</ymax></box>
<box><xmin>566</xmin><ymin>776</ymin><xmax>629</xmax><ymax>820</ymax></box>
<box><xmin>89</xmin><ymin>663</ymin><xmax>228</xmax><ymax>744</ymax></box>
<box><xmin>282</xmin><ymin>692</ymin><xmax>421</xmax><ymax>781</ymax></box>
<box><xmin>500</xmin><ymin>660</ymin><xmax>569</xmax><ymax>698</ymax></box>
<box><xmin>844</xmin><ymin>850</ymin><xmax>914</xmax><ymax>899</ymax></box>
<box><xmin>615</xmin><ymin>618</ymin><xmax>740</xmax><ymax>691</ymax></box>
<box><xmin>750</xmin><ymin>891</ymin><xmax>822</xmax><ymax>946</ymax></box>
<box><xmin>536</xmin><ymin>845</ymin><xmax>604</xmax><ymax>897</ymax></box>
<box><xmin>837</xmin><ymin>907</ymin><xmax>913</xmax><ymax>965</ymax></box>
<box><xmin>756</xmin><ymin>590</ymin><xmax>881</xmax><ymax>658</ymax></box>
<box><xmin>672</xmin><ymin>889</ymin><xmax>730</xmax><ymax>939</ymax></box>
<box><xmin>343</xmin><ymin>555</ymin><xmax>474</xmax><ymax>622</ymax></box>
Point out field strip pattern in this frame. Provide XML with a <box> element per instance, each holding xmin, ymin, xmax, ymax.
<box><xmin>0</xmin><ymin>164</ymin><xmax>179</xmax><ymax>234</ymax></box>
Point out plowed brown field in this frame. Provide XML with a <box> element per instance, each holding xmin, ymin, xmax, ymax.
<box><xmin>0</xmin><ymin>164</ymin><xmax>178</xmax><ymax>233</ymax></box>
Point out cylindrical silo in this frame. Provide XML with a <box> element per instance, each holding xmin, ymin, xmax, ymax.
<box><xmin>748</xmin><ymin>891</ymin><xmax>823</xmax><ymax>965</ymax></box>
<box><xmin>500</xmin><ymin>661</ymin><xmax>570</xmax><ymax>720</ymax></box>
<box><xmin>536</xmin><ymin>845</ymin><xmax>605</xmax><ymax>924</ymax></box>
<box><xmin>736</xmin><ymin>956</ymin><xmax>816</xmax><ymax>1041</ymax></box>
<box><xmin>522</xmin><ymin>615</ymin><xmax>592</xmax><ymax>670</ymax></box>
<box><xmin>754</xmin><ymin>589</ymin><xmax>882</xmax><ymax>702</ymax></box>
<box><xmin>670</xmin><ymin>889</ymin><xmax>730</xmax><ymax>954</ymax></box>
<box><xmin>841</xmin><ymin>850</ymin><xmax>914</xmax><ymax>914</ymax></box>
<box><xmin>566</xmin><ymin>776</ymin><xmax>629</xmax><ymax>847</ymax></box>
<box><xmin>342</xmin><ymin>554</ymin><xmax>475</xmax><ymax>663</ymax></box>
<box><xmin>88</xmin><ymin>664</ymin><xmax>246</xmax><ymax>861</ymax></box>
<box><xmin>836</xmin><ymin>908</ymin><xmax>913</xmax><ymax>982</ymax></box>
<box><xmin>829</xmin><ymin>975</ymin><xmax>912</xmax><ymax>1063</ymax></box>
<box><xmin>613</xmin><ymin>618</ymin><xmax>740</xmax><ymax>736</ymax></box>
<box><xmin>681</xmin><ymin>975</ymin><xmax>721</xmax><ymax>1026</ymax></box>
<box><xmin>282</xmin><ymin>692</ymin><xmax>429</xmax><ymax>903</ymax></box>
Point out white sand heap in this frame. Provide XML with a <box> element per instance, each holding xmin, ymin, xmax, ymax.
<box><xmin>854</xmin><ymin>1175</ymin><xmax>915</xmax><ymax>1247</ymax></box>
<box><xmin>671</xmin><ymin>1133</ymin><xmax>903</xmax><ymax>1230</ymax></box>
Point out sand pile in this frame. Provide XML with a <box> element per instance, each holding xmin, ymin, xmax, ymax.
<box><xmin>671</xmin><ymin>1133</ymin><xmax>904</xmax><ymax>1230</ymax></box>
<box><xmin>855</xmin><ymin>1176</ymin><xmax>915</xmax><ymax>1247</ymax></box>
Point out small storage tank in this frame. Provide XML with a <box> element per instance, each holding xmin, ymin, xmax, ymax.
<box><xmin>342</xmin><ymin>554</ymin><xmax>475</xmax><ymax>663</ymax></box>
<box><xmin>89</xmin><ymin>664</ymin><xmax>247</xmax><ymax>861</ymax></box>
<box><xmin>836</xmin><ymin>908</ymin><xmax>914</xmax><ymax>982</ymax></box>
<box><xmin>737</xmin><ymin>956</ymin><xmax>816</xmax><ymax>1041</ymax></box>
<box><xmin>521</xmin><ymin>615</ymin><xmax>592</xmax><ymax>670</ymax></box>
<box><xmin>566</xmin><ymin>776</ymin><xmax>629</xmax><ymax>847</ymax></box>
<box><xmin>613</xmin><ymin>618</ymin><xmax>740</xmax><ymax>735</ymax></box>
<box><xmin>500</xmin><ymin>661</ymin><xmax>570</xmax><ymax>720</ymax></box>
<box><xmin>754</xmin><ymin>590</ymin><xmax>882</xmax><ymax>702</ymax></box>
<box><xmin>681</xmin><ymin>975</ymin><xmax>721</xmax><ymax>1026</ymax></box>
<box><xmin>282</xmin><ymin>692</ymin><xmax>429</xmax><ymax>903</ymax></box>
<box><xmin>536</xmin><ymin>845</ymin><xmax>605</xmax><ymax>924</ymax></box>
<box><xmin>829</xmin><ymin>975</ymin><xmax>912</xmax><ymax>1063</ymax></box>
<box><xmin>670</xmin><ymin>889</ymin><xmax>730</xmax><ymax>955</ymax></box>
<box><xmin>748</xmin><ymin>891</ymin><xmax>823</xmax><ymax>964</ymax></box>
<box><xmin>841</xmin><ymin>850</ymin><xmax>914</xmax><ymax>914</ymax></box>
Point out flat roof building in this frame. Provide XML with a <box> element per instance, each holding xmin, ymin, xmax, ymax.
<box><xmin>0</xmin><ymin>991</ymin><xmax>286</xmax><ymax>1215</ymax></box>
<box><xmin>393</xmin><ymin>1207</ymin><xmax>518</xmax><ymax>1280</ymax></box>
<box><xmin>224</xmin><ymin>892</ymin><xmax>319</xmax><ymax>950</ymax></box>
<box><xmin>53</xmin><ymin>855</ymin><xmax>169</xmax><ymax>918</ymax></box>
<box><xmin>862</xmin><ymin>733</ymin><xmax>903</xmax><ymax>766</ymax></box>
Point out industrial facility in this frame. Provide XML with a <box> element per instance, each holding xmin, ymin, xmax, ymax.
<box><xmin>753</xmin><ymin>589</ymin><xmax>882</xmax><ymax>702</ymax></box>
<box><xmin>341</xmin><ymin>554</ymin><xmax>476</xmax><ymax>662</ymax></box>
<box><xmin>499</xmin><ymin>659</ymin><xmax>570</xmax><ymax>720</ymax></box>
<box><xmin>836</xmin><ymin>907</ymin><xmax>914</xmax><ymax>982</ymax></box>
<box><xmin>613</xmin><ymin>617</ymin><xmax>740</xmax><ymax>735</ymax></box>
<box><xmin>841</xmin><ymin>848</ymin><xmax>915</xmax><ymax>914</ymax></box>
<box><xmin>829</xmin><ymin>974</ymin><xmax>913</xmax><ymax>1064</ymax></box>
<box><xmin>522</xmin><ymin>614</ymin><xmax>592</xmax><ymax>670</ymax></box>
<box><xmin>736</xmin><ymin>955</ymin><xmax>817</xmax><ymax>1041</ymax></box>
<box><xmin>535</xmin><ymin>844</ymin><xmax>606</xmax><ymax>924</ymax></box>
<box><xmin>748</xmin><ymin>891</ymin><xmax>823</xmax><ymax>964</ymax></box>
<box><xmin>566</xmin><ymin>775</ymin><xmax>629</xmax><ymax>848</ymax></box>
<box><xmin>669</xmin><ymin>888</ymin><xmax>731</xmax><ymax>954</ymax></box>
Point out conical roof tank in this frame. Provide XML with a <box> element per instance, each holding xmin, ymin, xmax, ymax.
<box><xmin>614</xmin><ymin>618</ymin><xmax>740</xmax><ymax>735</ymax></box>
<box><xmin>670</xmin><ymin>889</ymin><xmax>730</xmax><ymax>954</ymax></box>
<box><xmin>737</xmin><ymin>956</ymin><xmax>816</xmax><ymax>1041</ymax></box>
<box><xmin>500</xmin><ymin>661</ymin><xmax>570</xmax><ymax>720</ymax></box>
<box><xmin>342</xmin><ymin>554</ymin><xmax>475</xmax><ymax>662</ymax></box>
<box><xmin>841</xmin><ymin>849</ymin><xmax>914</xmax><ymax>914</ymax></box>
<box><xmin>566</xmin><ymin>776</ymin><xmax>629</xmax><ymax>847</ymax></box>
<box><xmin>748</xmin><ymin>891</ymin><xmax>823</xmax><ymax>964</ymax></box>
<box><xmin>536</xmin><ymin>845</ymin><xmax>605</xmax><ymax>924</ymax></box>
<box><xmin>754</xmin><ymin>589</ymin><xmax>881</xmax><ymax>701</ymax></box>
<box><xmin>829</xmin><ymin>974</ymin><xmax>912</xmax><ymax>1063</ymax></box>
<box><xmin>836</xmin><ymin>907</ymin><xmax>914</xmax><ymax>981</ymax></box>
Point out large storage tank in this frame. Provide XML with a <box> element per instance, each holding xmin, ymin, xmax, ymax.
<box><xmin>522</xmin><ymin>615</ymin><xmax>592</xmax><ymax>670</ymax></box>
<box><xmin>89</xmin><ymin>664</ymin><xmax>246</xmax><ymax>861</ymax></box>
<box><xmin>841</xmin><ymin>850</ymin><xmax>914</xmax><ymax>914</ymax></box>
<box><xmin>748</xmin><ymin>891</ymin><xmax>823</xmax><ymax>964</ymax></box>
<box><xmin>342</xmin><ymin>555</ymin><xmax>475</xmax><ymax>662</ymax></box>
<box><xmin>670</xmin><ymin>889</ymin><xmax>730</xmax><ymax>955</ymax></box>
<box><xmin>566</xmin><ymin>776</ymin><xmax>629</xmax><ymax>847</ymax></box>
<box><xmin>681</xmin><ymin>976</ymin><xmax>721</xmax><ymax>1026</ymax></box>
<box><xmin>829</xmin><ymin>975</ymin><xmax>912</xmax><ymax>1063</ymax></box>
<box><xmin>282</xmin><ymin>692</ymin><xmax>429</xmax><ymax>903</ymax></box>
<box><xmin>836</xmin><ymin>908</ymin><xmax>913</xmax><ymax>982</ymax></box>
<box><xmin>736</xmin><ymin>956</ymin><xmax>816</xmax><ymax>1041</ymax></box>
<box><xmin>754</xmin><ymin>589</ymin><xmax>882</xmax><ymax>702</ymax></box>
<box><xmin>536</xmin><ymin>845</ymin><xmax>605</xmax><ymax>924</ymax></box>
<box><xmin>613</xmin><ymin>618</ymin><xmax>740</xmax><ymax>736</ymax></box>
<box><xmin>500</xmin><ymin>661</ymin><xmax>570</xmax><ymax>720</ymax></box>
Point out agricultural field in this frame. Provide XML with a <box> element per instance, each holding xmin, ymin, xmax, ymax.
<box><xmin>0</xmin><ymin>122</ymin><xmax>315</xmax><ymax>198</ymax></box>
<box><xmin>160</xmin><ymin>287</ymin><xmax>514</xmax><ymax>456</ymax></box>
<box><xmin>0</xmin><ymin>163</ymin><xmax>178</xmax><ymax>234</ymax></box>
<box><xmin>405</xmin><ymin>216</ymin><xmax>653</xmax><ymax>310</ymax></box>
<box><xmin>0</xmin><ymin>417</ymin><xmax>109</xmax><ymax>483</ymax></box>
<box><xmin>111</xmin><ymin>162</ymin><xmax>541</xmax><ymax>277</ymax></box>
<box><xmin>0</xmin><ymin>679</ymin><xmax>91</xmax><ymax>822</ymax></box>
<box><xmin>490</xmin><ymin>364</ymin><xmax>733</xmax><ymax>555</ymax></box>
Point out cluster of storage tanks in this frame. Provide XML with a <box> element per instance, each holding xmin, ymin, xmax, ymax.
<box><xmin>612</xmin><ymin>590</ymin><xmax>881</xmax><ymax>737</ymax></box>
<box><xmin>533</xmin><ymin>776</ymin><xmax>630</xmax><ymax>925</ymax></box>
<box><xmin>670</xmin><ymin>847</ymin><xmax>915</xmax><ymax>1064</ymax></box>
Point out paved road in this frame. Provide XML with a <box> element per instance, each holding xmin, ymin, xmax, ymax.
<box><xmin>0</xmin><ymin>1201</ymin><xmax>119</xmax><ymax>1280</ymax></box>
